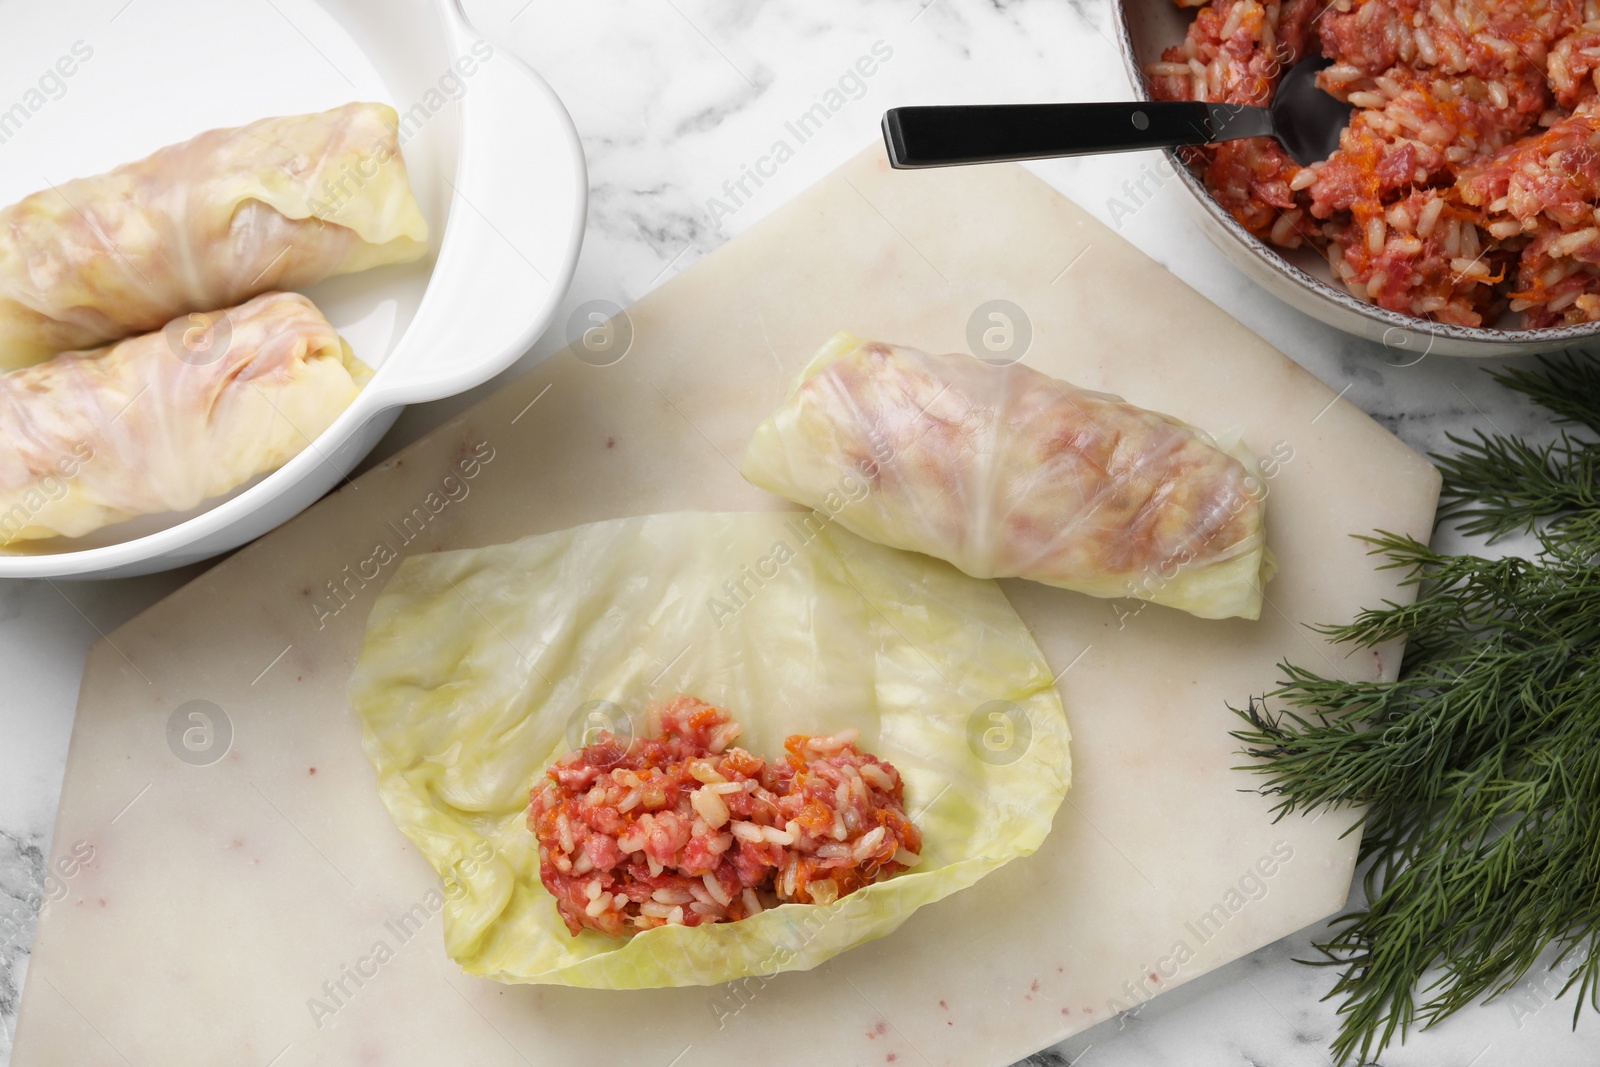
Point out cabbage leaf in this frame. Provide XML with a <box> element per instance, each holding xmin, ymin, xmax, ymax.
<box><xmin>348</xmin><ymin>512</ymin><xmax>1070</xmax><ymax>987</ymax></box>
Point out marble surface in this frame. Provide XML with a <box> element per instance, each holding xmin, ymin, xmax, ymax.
<box><xmin>0</xmin><ymin>0</ymin><xmax>1591</xmax><ymax>1064</ymax></box>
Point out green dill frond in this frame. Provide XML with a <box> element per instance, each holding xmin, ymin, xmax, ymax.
<box><xmin>1233</xmin><ymin>352</ymin><xmax>1600</xmax><ymax>1064</ymax></box>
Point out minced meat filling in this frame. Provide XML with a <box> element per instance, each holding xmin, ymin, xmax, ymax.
<box><xmin>528</xmin><ymin>695</ymin><xmax>923</xmax><ymax>937</ymax></box>
<box><xmin>1150</xmin><ymin>0</ymin><xmax>1600</xmax><ymax>327</ymax></box>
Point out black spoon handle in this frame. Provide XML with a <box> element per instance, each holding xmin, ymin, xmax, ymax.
<box><xmin>882</xmin><ymin>102</ymin><xmax>1275</xmax><ymax>168</ymax></box>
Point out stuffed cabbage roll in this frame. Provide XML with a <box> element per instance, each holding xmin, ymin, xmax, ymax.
<box><xmin>742</xmin><ymin>333</ymin><xmax>1274</xmax><ymax>621</ymax></box>
<box><xmin>0</xmin><ymin>101</ymin><xmax>427</xmax><ymax>370</ymax></box>
<box><xmin>0</xmin><ymin>291</ymin><xmax>368</xmax><ymax>545</ymax></box>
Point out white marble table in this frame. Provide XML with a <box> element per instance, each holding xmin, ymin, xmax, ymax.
<box><xmin>0</xmin><ymin>1</ymin><xmax>1593</xmax><ymax>1064</ymax></box>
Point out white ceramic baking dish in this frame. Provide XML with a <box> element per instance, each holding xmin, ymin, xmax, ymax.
<box><xmin>0</xmin><ymin>0</ymin><xmax>585</xmax><ymax>578</ymax></box>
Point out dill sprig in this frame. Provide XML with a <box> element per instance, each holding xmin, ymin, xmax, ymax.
<box><xmin>1232</xmin><ymin>353</ymin><xmax>1600</xmax><ymax>1064</ymax></box>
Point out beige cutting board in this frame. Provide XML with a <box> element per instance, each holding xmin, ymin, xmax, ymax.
<box><xmin>14</xmin><ymin>146</ymin><xmax>1439</xmax><ymax>1067</ymax></box>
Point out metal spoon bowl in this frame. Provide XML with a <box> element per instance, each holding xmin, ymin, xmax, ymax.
<box><xmin>882</xmin><ymin>56</ymin><xmax>1351</xmax><ymax>170</ymax></box>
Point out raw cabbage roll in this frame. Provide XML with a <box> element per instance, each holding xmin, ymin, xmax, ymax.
<box><xmin>742</xmin><ymin>333</ymin><xmax>1274</xmax><ymax>621</ymax></box>
<box><xmin>0</xmin><ymin>291</ymin><xmax>368</xmax><ymax>545</ymax></box>
<box><xmin>347</xmin><ymin>512</ymin><xmax>1071</xmax><ymax>988</ymax></box>
<box><xmin>0</xmin><ymin>101</ymin><xmax>427</xmax><ymax>370</ymax></box>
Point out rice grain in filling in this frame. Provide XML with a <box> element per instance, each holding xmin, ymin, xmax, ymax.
<box><xmin>527</xmin><ymin>695</ymin><xmax>923</xmax><ymax>937</ymax></box>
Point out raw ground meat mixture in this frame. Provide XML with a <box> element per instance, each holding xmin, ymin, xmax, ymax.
<box><xmin>527</xmin><ymin>695</ymin><xmax>923</xmax><ymax>937</ymax></box>
<box><xmin>1148</xmin><ymin>0</ymin><xmax>1600</xmax><ymax>327</ymax></box>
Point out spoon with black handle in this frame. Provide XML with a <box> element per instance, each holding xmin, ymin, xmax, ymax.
<box><xmin>882</xmin><ymin>57</ymin><xmax>1351</xmax><ymax>169</ymax></box>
